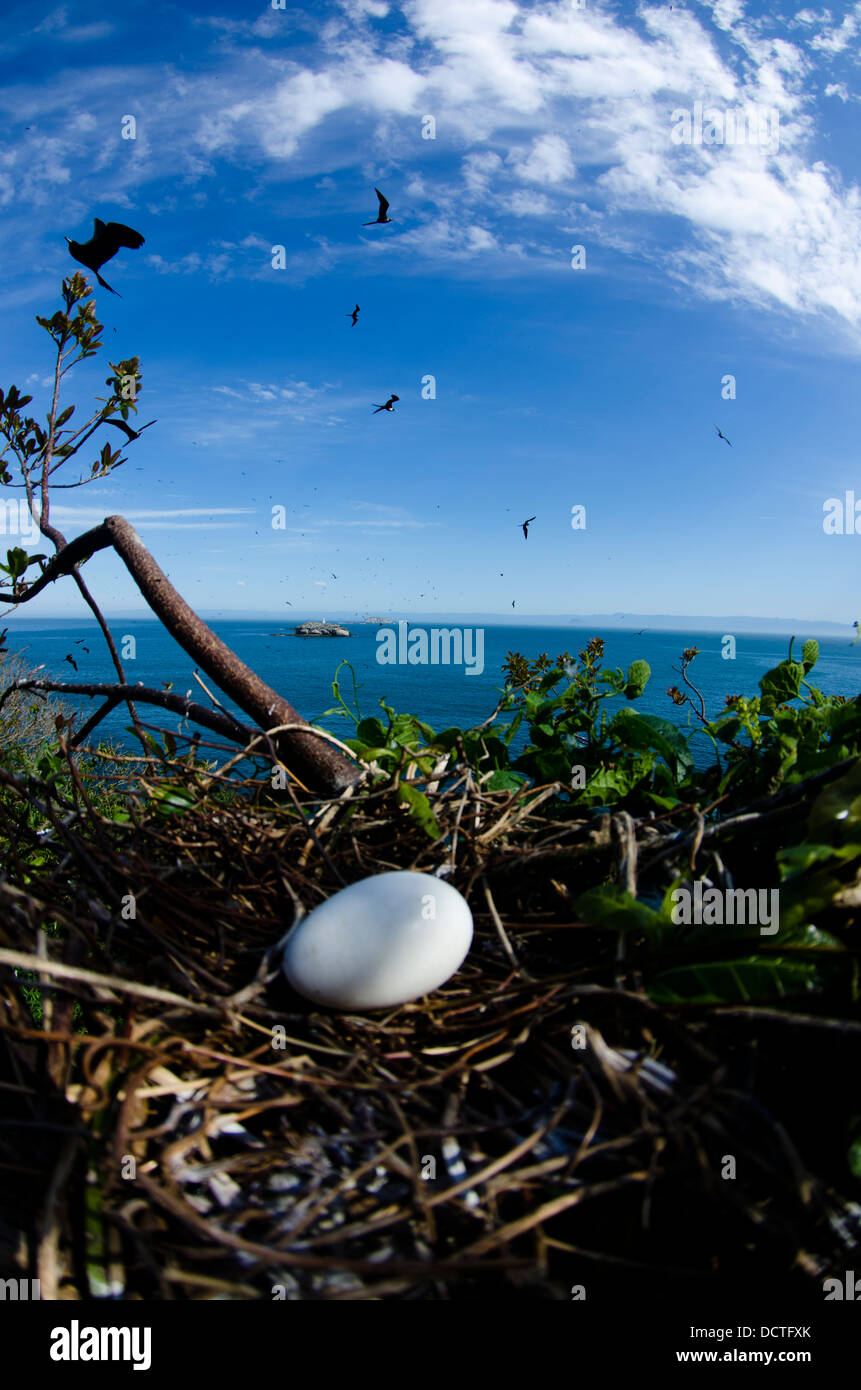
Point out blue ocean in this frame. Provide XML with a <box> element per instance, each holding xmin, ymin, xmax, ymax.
<box><xmin>3</xmin><ymin>619</ymin><xmax>859</xmax><ymax>772</ymax></box>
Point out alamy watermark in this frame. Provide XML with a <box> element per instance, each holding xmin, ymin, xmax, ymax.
<box><xmin>0</xmin><ymin>497</ymin><xmax>40</xmax><ymax>545</ymax></box>
<box><xmin>376</xmin><ymin>621</ymin><xmax>484</xmax><ymax>676</ymax></box>
<box><xmin>671</xmin><ymin>102</ymin><xmax>780</xmax><ymax>150</ymax></box>
<box><xmin>671</xmin><ymin>882</ymin><xmax>779</xmax><ymax>935</ymax></box>
<box><xmin>0</xmin><ymin>1277</ymin><xmax>40</xmax><ymax>1299</ymax></box>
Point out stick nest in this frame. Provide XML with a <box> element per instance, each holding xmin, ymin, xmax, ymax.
<box><xmin>1</xmin><ymin>744</ymin><xmax>859</xmax><ymax>1301</ymax></box>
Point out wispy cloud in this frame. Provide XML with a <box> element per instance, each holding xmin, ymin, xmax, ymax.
<box><xmin>1</xmin><ymin>0</ymin><xmax>859</xmax><ymax>334</ymax></box>
<box><xmin>50</xmin><ymin>506</ymin><xmax>256</xmax><ymax>519</ymax></box>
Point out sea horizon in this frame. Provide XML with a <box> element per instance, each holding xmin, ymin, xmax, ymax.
<box><xmin>4</xmin><ymin>611</ymin><xmax>853</xmax><ymax>636</ymax></box>
<box><xmin>5</xmin><ymin>619</ymin><xmax>858</xmax><ymax>772</ymax></box>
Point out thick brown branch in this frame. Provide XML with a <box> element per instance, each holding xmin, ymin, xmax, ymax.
<box><xmin>1</xmin><ymin>515</ymin><xmax>360</xmax><ymax>794</ymax></box>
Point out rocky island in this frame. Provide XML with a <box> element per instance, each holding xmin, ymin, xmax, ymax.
<box><xmin>294</xmin><ymin>620</ymin><xmax>351</xmax><ymax>637</ymax></box>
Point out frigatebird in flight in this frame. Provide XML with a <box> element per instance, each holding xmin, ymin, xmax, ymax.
<box><xmin>364</xmin><ymin>189</ymin><xmax>392</xmax><ymax>225</ymax></box>
<box><xmin>373</xmin><ymin>395</ymin><xmax>399</xmax><ymax>414</ymax></box>
<box><xmin>715</xmin><ymin>424</ymin><xmax>732</xmax><ymax>447</ymax></box>
<box><xmin>346</xmin><ymin>304</ymin><xmax>360</xmax><ymax>326</ymax></box>
<box><xmin>521</xmin><ymin>516</ymin><xmax>536</xmax><ymax>539</ymax></box>
<box><xmin>65</xmin><ymin>219</ymin><xmax>145</xmax><ymax>296</ymax></box>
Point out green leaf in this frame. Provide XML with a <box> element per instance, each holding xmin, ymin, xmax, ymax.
<box><xmin>647</xmin><ymin>956</ymin><xmax>818</xmax><ymax>1005</ymax></box>
<box><xmin>397</xmin><ymin>782</ymin><xmax>440</xmax><ymax>839</ymax></box>
<box><xmin>500</xmin><ymin>707</ymin><xmax>523</xmax><ymax>747</ymax></box>
<box><xmin>760</xmin><ymin>660</ymin><xmax>804</xmax><ymax>706</ymax></box>
<box><xmin>356</xmin><ymin>717</ymin><xmax>387</xmax><ymax>747</ymax></box>
<box><xmin>598</xmin><ymin>668</ymin><xmax>625</xmax><ymax>694</ymax></box>
<box><xmin>575</xmin><ymin>885</ymin><xmax>671</xmax><ymax>938</ymax></box>
<box><xmin>808</xmin><ymin>759</ymin><xmax>861</xmax><ymax>838</ymax></box>
<box><xmin>576</xmin><ymin>761</ymin><xmax>647</xmax><ymax>805</ymax></box>
<box><xmin>150</xmin><ymin>784</ymin><xmax>196</xmax><ymax>814</ymax></box>
<box><xmin>610</xmin><ymin>709</ymin><xmax>694</xmax><ymax>779</ymax></box>
<box><xmin>434</xmin><ymin>726</ymin><xmax>465</xmax><ymax>751</ymax></box>
<box><xmin>5</xmin><ymin>547</ymin><xmax>28</xmax><ymax>580</ymax></box>
<box><xmin>624</xmin><ymin>659</ymin><xmax>650</xmax><ymax>700</ymax></box>
<box><xmin>802</xmin><ymin>639</ymin><xmax>819</xmax><ymax>674</ymax></box>
<box><xmin>485</xmin><ymin>769</ymin><xmax>528</xmax><ymax>792</ymax></box>
<box><xmin>777</xmin><ymin>843</ymin><xmax>841</xmax><ymax>879</ymax></box>
<box><xmin>389</xmin><ymin>712</ymin><xmax>426</xmax><ymax>747</ymax></box>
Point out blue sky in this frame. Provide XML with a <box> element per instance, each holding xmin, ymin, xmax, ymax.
<box><xmin>1</xmin><ymin>0</ymin><xmax>860</xmax><ymax>626</ymax></box>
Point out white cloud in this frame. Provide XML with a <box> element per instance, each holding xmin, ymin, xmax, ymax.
<box><xmin>3</xmin><ymin>0</ymin><xmax>861</xmax><ymax>334</ymax></box>
<box><xmin>509</xmin><ymin>135</ymin><xmax>575</xmax><ymax>186</ymax></box>
<box><xmin>809</xmin><ymin>7</ymin><xmax>860</xmax><ymax>53</ymax></box>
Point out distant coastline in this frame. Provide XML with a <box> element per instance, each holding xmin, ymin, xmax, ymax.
<box><xmin>7</xmin><ymin>611</ymin><xmax>852</xmax><ymax>635</ymax></box>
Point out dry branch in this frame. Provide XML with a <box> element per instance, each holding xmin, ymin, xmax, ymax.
<box><xmin>1</xmin><ymin>514</ymin><xmax>360</xmax><ymax>795</ymax></box>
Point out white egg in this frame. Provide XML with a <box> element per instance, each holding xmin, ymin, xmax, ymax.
<box><xmin>282</xmin><ymin>870</ymin><xmax>473</xmax><ymax>1010</ymax></box>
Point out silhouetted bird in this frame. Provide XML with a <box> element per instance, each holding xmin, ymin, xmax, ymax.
<box><xmin>63</xmin><ymin>653</ymin><xmax>78</xmax><ymax>672</ymax></box>
<box><xmin>715</xmin><ymin>424</ymin><xmax>732</xmax><ymax>447</ymax></box>
<box><xmin>346</xmin><ymin>304</ymin><xmax>360</xmax><ymax>326</ymax></box>
<box><xmin>364</xmin><ymin>189</ymin><xmax>392</xmax><ymax>225</ymax></box>
<box><xmin>373</xmin><ymin>395</ymin><xmax>399</xmax><ymax>413</ymax></box>
<box><xmin>65</xmin><ymin>219</ymin><xmax>145</xmax><ymax>295</ymax></box>
<box><xmin>521</xmin><ymin>516</ymin><xmax>536</xmax><ymax>539</ymax></box>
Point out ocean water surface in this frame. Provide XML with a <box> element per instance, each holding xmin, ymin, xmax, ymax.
<box><xmin>3</xmin><ymin>619</ymin><xmax>859</xmax><ymax>773</ymax></box>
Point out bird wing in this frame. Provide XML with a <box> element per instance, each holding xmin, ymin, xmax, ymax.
<box><xmin>93</xmin><ymin>218</ymin><xmax>106</xmax><ymax>235</ymax></box>
<box><xmin>104</xmin><ymin>223</ymin><xmax>145</xmax><ymax>249</ymax></box>
<box><xmin>375</xmin><ymin>189</ymin><xmax>389</xmax><ymax>216</ymax></box>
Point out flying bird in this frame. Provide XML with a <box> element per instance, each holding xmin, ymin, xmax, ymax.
<box><xmin>521</xmin><ymin>516</ymin><xmax>536</xmax><ymax>539</ymax></box>
<box><xmin>65</xmin><ymin>219</ymin><xmax>145</xmax><ymax>296</ymax></box>
<box><xmin>63</xmin><ymin>653</ymin><xmax>78</xmax><ymax>672</ymax></box>
<box><xmin>364</xmin><ymin>189</ymin><xmax>392</xmax><ymax>225</ymax></box>
<box><xmin>373</xmin><ymin>395</ymin><xmax>399</xmax><ymax>413</ymax></box>
<box><xmin>346</xmin><ymin>304</ymin><xmax>360</xmax><ymax>326</ymax></box>
<box><xmin>715</xmin><ymin>424</ymin><xmax>732</xmax><ymax>447</ymax></box>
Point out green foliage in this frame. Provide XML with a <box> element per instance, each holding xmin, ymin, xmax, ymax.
<box><xmin>314</xmin><ymin>638</ymin><xmax>860</xmax><ymax>1005</ymax></box>
<box><xmin>647</xmin><ymin>956</ymin><xmax>819</xmax><ymax>1006</ymax></box>
<box><xmin>0</xmin><ymin>275</ymin><xmax>153</xmax><ymax>530</ymax></box>
<box><xmin>0</xmin><ymin>646</ymin><xmax>72</xmax><ymax>767</ymax></box>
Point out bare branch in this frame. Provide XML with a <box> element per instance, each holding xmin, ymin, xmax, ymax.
<box><xmin>2</xmin><ymin>515</ymin><xmax>360</xmax><ymax>793</ymax></box>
